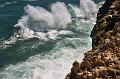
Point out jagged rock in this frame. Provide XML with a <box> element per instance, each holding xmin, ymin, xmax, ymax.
<box><xmin>94</xmin><ymin>60</ymin><xmax>105</xmax><ymax>67</ymax></box>
<box><xmin>73</xmin><ymin>61</ymin><xmax>80</xmax><ymax>67</ymax></box>
<box><xmin>87</xmin><ymin>72</ymin><xmax>94</xmax><ymax>79</ymax></box>
<box><xmin>105</xmin><ymin>39</ymin><xmax>110</xmax><ymax>44</ymax></box>
<box><xmin>107</xmin><ymin>69</ymin><xmax>116</xmax><ymax>78</ymax></box>
<box><xmin>69</xmin><ymin>61</ymin><xmax>80</xmax><ymax>79</ymax></box>
<box><xmin>116</xmin><ymin>53</ymin><xmax>120</xmax><ymax>57</ymax></box>
<box><xmin>99</xmin><ymin>70</ymin><xmax>107</xmax><ymax>78</ymax></box>
<box><xmin>80</xmin><ymin>60</ymin><xmax>91</xmax><ymax>70</ymax></box>
<box><xmin>65</xmin><ymin>0</ymin><xmax>120</xmax><ymax>79</ymax></box>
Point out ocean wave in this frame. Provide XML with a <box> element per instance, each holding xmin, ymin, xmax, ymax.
<box><xmin>13</xmin><ymin>0</ymin><xmax>97</xmax><ymax>39</ymax></box>
<box><xmin>0</xmin><ymin>0</ymin><xmax>98</xmax><ymax>48</ymax></box>
<box><xmin>0</xmin><ymin>1</ymin><xmax>17</xmax><ymax>8</ymax></box>
<box><xmin>0</xmin><ymin>37</ymin><xmax>92</xmax><ymax>79</ymax></box>
<box><xmin>22</xmin><ymin>0</ymin><xmax>37</xmax><ymax>1</ymax></box>
<box><xmin>0</xmin><ymin>0</ymin><xmax>98</xmax><ymax>79</ymax></box>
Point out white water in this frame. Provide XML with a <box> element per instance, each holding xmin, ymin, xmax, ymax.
<box><xmin>80</xmin><ymin>0</ymin><xmax>98</xmax><ymax>19</ymax></box>
<box><xmin>0</xmin><ymin>1</ymin><xmax>17</xmax><ymax>8</ymax></box>
<box><xmin>12</xmin><ymin>2</ymin><xmax>73</xmax><ymax>41</ymax></box>
<box><xmin>0</xmin><ymin>37</ymin><xmax>92</xmax><ymax>79</ymax></box>
<box><xmin>0</xmin><ymin>0</ymin><xmax>100</xmax><ymax>79</ymax></box>
<box><xmin>67</xmin><ymin>4</ymin><xmax>85</xmax><ymax>18</ymax></box>
<box><xmin>15</xmin><ymin>2</ymin><xmax>71</xmax><ymax>31</ymax></box>
<box><xmin>11</xmin><ymin>0</ymin><xmax>97</xmax><ymax>40</ymax></box>
<box><xmin>51</xmin><ymin>2</ymin><xmax>71</xmax><ymax>29</ymax></box>
<box><xmin>25</xmin><ymin>5</ymin><xmax>55</xmax><ymax>30</ymax></box>
<box><xmin>1</xmin><ymin>0</ymin><xmax>98</xmax><ymax>42</ymax></box>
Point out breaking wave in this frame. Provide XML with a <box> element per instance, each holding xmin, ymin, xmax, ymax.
<box><xmin>2</xmin><ymin>0</ymin><xmax>98</xmax><ymax>46</ymax></box>
<box><xmin>0</xmin><ymin>0</ymin><xmax>103</xmax><ymax>79</ymax></box>
<box><xmin>0</xmin><ymin>1</ymin><xmax>17</xmax><ymax>8</ymax></box>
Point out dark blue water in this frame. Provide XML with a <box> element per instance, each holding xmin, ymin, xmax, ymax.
<box><xmin>0</xmin><ymin>0</ymin><xmax>104</xmax><ymax>79</ymax></box>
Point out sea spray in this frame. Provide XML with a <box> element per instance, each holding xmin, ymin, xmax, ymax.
<box><xmin>0</xmin><ymin>38</ymin><xmax>92</xmax><ymax>79</ymax></box>
<box><xmin>0</xmin><ymin>0</ymin><xmax>101</xmax><ymax>79</ymax></box>
<box><xmin>80</xmin><ymin>0</ymin><xmax>98</xmax><ymax>19</ymax></box>
<box><xmin>0</xmin><ymin>21</ymin><xmax>94</xmax><ymax>79</ymax></box>
<box><xmin>12</xmin><ymin>2</ymin><xmax>73</xmax><ymax>40</ymax></box>
<box><xmin>51</xmin><ymin>2</ymin><xmax>71</xmax><ymax>29</ymax></box>
<box><xmin>25</xmin><ymin>5</ymin><xmax>55</xmax><ymax>31</ymax></box>
<box><xmin>15</xmin><ymin>2</ymin><xmax>71</xmax><ymax>32</ymax></box>
<box><xmin>7</xmin><ymin>1</ymin><xmax>98</xmax><ymax>42</ymax></box>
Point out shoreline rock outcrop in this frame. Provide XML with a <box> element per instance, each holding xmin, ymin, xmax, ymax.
<box><xmin>65</xmin><ymin>0</ymin><xmax>120</xmax><ymax>79</ymax></box>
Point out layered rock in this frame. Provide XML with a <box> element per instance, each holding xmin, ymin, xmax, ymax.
<box><xmin>65</xmin><ymin>0</ymin><xmax>120</xmax><ymax>79</ymax></box>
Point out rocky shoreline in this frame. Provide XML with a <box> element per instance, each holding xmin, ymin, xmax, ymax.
<box><xmin>65</xmin><ymin>0</ymin><xmax>120</xmax><ymax>79</ymax></box>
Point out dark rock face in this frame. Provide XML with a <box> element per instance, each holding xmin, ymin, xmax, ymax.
<box><xmin>65</xmin><ymin>0</ymin><xmax>120</xmax><ymax>79</ymax></box>
<box><xmin>91</xmin><ymin>0</ymin><xmax>120</xmax><ymax>50</ymax></box>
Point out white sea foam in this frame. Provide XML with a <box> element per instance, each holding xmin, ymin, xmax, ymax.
<box><xmin>0</xmin><ymin>37</ymin><xmax>92</xmax><ymax>79</ymax></box>
<box><xmin>0</xmin><ymin>1</ymin><xmax>98</xmax><ymax>79</ymax></box>
<box><xmin>22</xmin><ymin>0</ymin><xmax>37</xmax><ymax>1</ymax></box>
<box><xmin>0</xmin><ymin>1</ymin><xmax>17</xmax><ymax>7</ymax></box>
<box><xmin>1</xmin><ymin>0</ymin><xmax>99</xmax><ymax>47</ymax></box>
<box><xmin>80</xmin><ymin>0</ymin><xmax>98</xmax><ymax>19</ymax></box>
<box><xmin>12</xmin><ymin>2</ymin><xmax>73</xmax><ymax>41</ymax></box>
<box><xmin>98</xmin><ymin>1</ymin><xmax>105</xmax><ymax>8</ymax></box>
<box><xmin>51</xmin><ymin>2</ymin><xmax>71</xmax><ymax>29</ymax></box>
<box><xmin>67</xmin><ymin>0</ymin><xmax>98</xmax><ymax>23</ymax></box>
<box><xmin>0</xmin><ymin>19</ymin><xmax>93</xmax><ymax>79</ymax></box>
<box><xmin>11</xmin><ymin>0</ymin><xmax>98</xmax><ymax>42</ymax></box>
<box><xmin>15</xmin><ymin>2</ymin><xmax>71</xmax><ymax>31</ymax></box>
<box><xmin>67</xmin><ymin>4</ymin><xmax>85</xmax><ymax>18</ymax></box>
<box><xmin>25</xmin><ymin>5</ymin><xmax>55</xmax><ymax>30</ymax></box>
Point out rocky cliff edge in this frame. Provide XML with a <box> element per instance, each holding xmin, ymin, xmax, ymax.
<box><xmin>65</xmin><ymin>0</ymin><xmax>120</xmax><ymax>79</ymax></box>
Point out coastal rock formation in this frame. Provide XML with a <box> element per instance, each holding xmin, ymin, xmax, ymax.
<box><xmin>65</xmin><ymin>0</ymin><xmax>120</xmax><ymax>79</ymax></box>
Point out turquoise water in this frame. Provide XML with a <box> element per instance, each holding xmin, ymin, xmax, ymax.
<box><xmin>0</xmin><ymin>0</ymin><xmax>104</xmax><ymax>79</ymax></box>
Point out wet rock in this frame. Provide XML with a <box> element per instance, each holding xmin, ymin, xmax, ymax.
<box><xmin>73</xmin><ymin>61</ymin><xmax>80</xmax><ymax>68</ymax></box>
<box><xmin>70</xmin><ymin>61</ymin><xmax>80</xmax><ymax>79</ymax></box>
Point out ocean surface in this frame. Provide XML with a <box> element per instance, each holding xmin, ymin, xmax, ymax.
<box><xmin>0</xmin><ymin>0</ymin><xmax>104</xmax><ymax>79</ymax></box>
